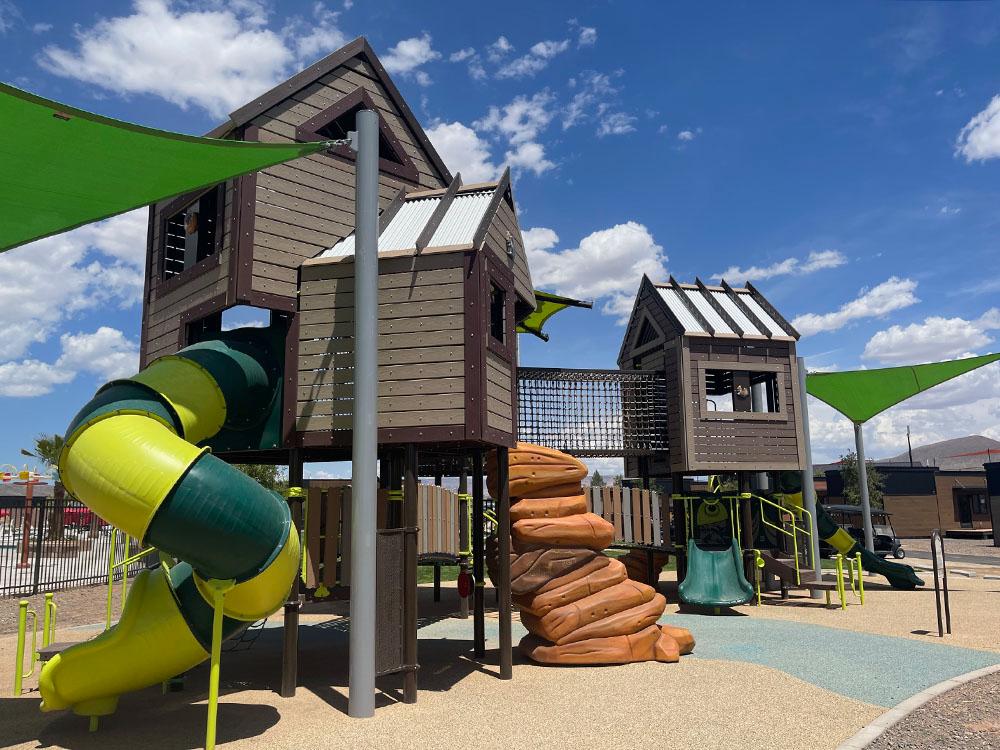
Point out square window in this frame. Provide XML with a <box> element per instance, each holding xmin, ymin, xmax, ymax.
<box><xmin>163</xmin><ymin>186</ymin><xmax>221</xmax><ymax>279</ymax></box>
<box><xmin>704</xmin><ymin>369</ymin><xmax>780</xmax><ymax>414</ymax></box>
<box><xmin>490</xmin><ymin>283</ymin><xmax>506</xmax><ymax>344</ymax></box>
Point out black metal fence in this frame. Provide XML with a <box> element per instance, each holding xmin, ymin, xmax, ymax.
<box><xmin>1</xmin><ymin>498</ymin><xmax>143</xmax><ymax>598</ymax></box>
<box><xmin>517</xmin><ymin>367</ymin><xmax>669</xmax><ymax>457</ymax></box>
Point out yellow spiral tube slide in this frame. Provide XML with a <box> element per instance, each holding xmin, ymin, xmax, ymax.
<box><xmin>38</xmin><ymin>340</ymin><xmax>299</xmax><ymax>719</ymax></box>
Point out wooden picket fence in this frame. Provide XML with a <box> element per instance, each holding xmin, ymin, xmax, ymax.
<box><xmin>587</xmin><ymin>486</ymin><xmax>670</xmax><ymax>548</ymax></box>
<box><xmin>302</xmin><ymin>483</ymin><xmax>468</xmax><ymax>591</ymax></box>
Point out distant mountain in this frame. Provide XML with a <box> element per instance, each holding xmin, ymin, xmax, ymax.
<box><xmin>814</xmin><ymin>435</ymin><xmax>1000</xmax><ymax>473</ymax></box>
<box><xmin>881</xmin><ymin>435</ymin><xmax>1000</xmax><ymax>470</ymax></box>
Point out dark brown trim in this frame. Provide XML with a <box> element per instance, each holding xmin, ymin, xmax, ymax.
<box><xmin>240</xmin><ymin>290</ymin><xmax>296</xmax><ymax>313</ymax></box>
<box><xmin>510</xmin><ymin>326</ymin><xmax>520</xmax><ymax>446</ymax></box>
<box><xmin>667</xmin><ymin>275</ymin><xmax>714</xmax><ymax>335</ymax></box>
<box><xmin>281</xmin><ymin>311</ymin><xmax>300</xmax><ymax>447</ymax></box>
<box><xmin>415</xmin><ymin>173</ymin><xmax>461</xmax><ymax>250</ymax></box>
<box><xmin>721</xmin><ymin>279</ymin><xmax>770</xmax><ymax>339</ymax></box>
<box><xmin>154</xmin><ymin>183</ymin><xmax>227</xmax><ymax>295</ymax></box>
<box><xmin>470</xmin><ymin>167</ymin><xmax>511</xmax><ymax>250</ymax></box>
<box><xmin>485</xmin><ymin>256</ymin><xmax>516</xmax><ymax>362</ymax></box>
<box><xmin>379</xmin><ymin>187</ymin><xmax>408</xmax><ymax>232</ymax></box>
<box><xmin>695</xmin><ymin>277</ymin><xmax>743</xmax><ymax>336</ymax></box>
<box><xmin>233</xmin><ymin>125</ymin><xmax>260</xmax><ymax>306</ymax></box>
<box><xmin>153</xmin><ymin>249</ymin><xmax>226</xmax><ymax>300</ymax></box>
<box><xmin>139</xmin><ymin>205</ymin><xmax>156</xmax><ymax>369</ymax></box>
<box><xmin>176</xmin><ymin>293</ymin><xmax>229</xmax><ymax>349</ymax></box>
<box><xmin>295</xmin><ymin>87</ymin><xmax>420</xmax><ymax>184</ymax></box>
<box><xmin>463</xmin><ymin>250</ymin><xmax>484</xmax><ymax>442</ymax></box>
<box><xmin>158</xmin><ymin>183</ymin><xmax>221</xmax><ymax>226</ymax></box>
<box><xmin>745</xmin><ymin>281</ymin><xmax>800</xmax><ymax>339</ymax></box>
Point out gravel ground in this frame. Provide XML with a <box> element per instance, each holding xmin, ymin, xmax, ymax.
<box><xmin>867</xmin><ymin>670</ymin><xmax>1000</xmax><ymax>750</ymax></box>
<box><xmin>0</xmin><ymin>583</ymin><xmax>119</xmax><ymax>635</ymax></box>
<box><xmin>901</xmin><ymin>537</ymin><xmax>1000</xmax><ymax>560</ymax></box>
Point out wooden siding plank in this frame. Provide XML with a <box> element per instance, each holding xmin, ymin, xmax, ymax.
<box><xmin>297</xmin><ymin>361</ymin><xmax>463</xmax><ymax>386</ymax></box>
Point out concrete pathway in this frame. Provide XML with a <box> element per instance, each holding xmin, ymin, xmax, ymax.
<box><xmin>905</xmin><ymin>549</ymin><xmax>1000</xmax><ymax>568</ymax></box>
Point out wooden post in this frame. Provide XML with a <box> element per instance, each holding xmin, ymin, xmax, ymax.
<box><xmin>496</xmin><ymin>446</ymin><xmax>512</xmax><ymax>680</ymax></box>
<box><xmin>472</xmin><ymin>448</ymin><xmax>485</xmax><ymax>658</ymax></box>
<box><xmin>403</xmin><ymin>443</ymin><xmax>419</xmax><ymax>703</ymax></box>
<box><xmin>281</xmin><ymin>449</ymin><xmax>304</xmax><ymax>698</ymax></box>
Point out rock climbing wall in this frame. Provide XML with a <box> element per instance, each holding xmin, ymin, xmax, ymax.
<box><xmin>487</xmin><ymin>443</ymin><xmax>694</xmax><ymax>665</ymax></box>
<box><xmin>617</xmin><ymin>548</ymin><xmax>672</xmax><ymax>585</ymax></box>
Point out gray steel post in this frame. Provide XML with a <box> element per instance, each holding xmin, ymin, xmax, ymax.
<box><xmin>854</xmin><ymin>422</ymin><xmax>875</xmax><ymax>553</ymax></box>
<box><xmin>796</xmin><ymin>357</ymin><xmax>823</xmax><ymax>598</ymax></box>
<box><xmin>348</xmin><ymin>109</ymin><xmax>379</xmax><ymax>719</ymax></box>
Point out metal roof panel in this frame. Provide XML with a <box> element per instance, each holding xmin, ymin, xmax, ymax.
<box><xmin>738</xmin><ymin>292</ymin><xmax>784</xmax><ymax>336</ymax></box>
<box><xmin>685</xmin><ymin>289</ymin><xmax>733</xmax><ymax>334</ymax></box>
<box><xmin>711</xmin><ymin>290</ymin><xmax>761</xmax><ymax>335</ymax></box>
<box><xmin>657</xmin><ymin>287</ymin><xmax>707</xmax><ymax>334</ymax></box>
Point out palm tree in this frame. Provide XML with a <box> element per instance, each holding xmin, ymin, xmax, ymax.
<box><xmin>22</xmin><ymin>434</ymin><xmax>65</xmax><ymax>540</ymax></box>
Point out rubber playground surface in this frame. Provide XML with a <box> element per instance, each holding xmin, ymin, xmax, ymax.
<box><xmin>2</xmin><ymin>577</ymin><xmax>998</xmax><ymax>750</ymax></box>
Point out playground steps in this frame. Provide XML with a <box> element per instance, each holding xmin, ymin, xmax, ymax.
<box><xmin>759</xmin><ymin>551</ymin><xmax>839</xmax><ymax>592</ymax></box>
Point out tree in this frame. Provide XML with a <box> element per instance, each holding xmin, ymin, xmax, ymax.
<box><xmin>24</xmin><ymin>434</ymin><xmax>66</xmax><ymax>540</ymax></box>
<box><xmin>839</xmin><ymin>451</ymin><xmax>885</xmax><ymax>510</ymax></box>
<box><xmin>234</xmin><ymin>464</ymin><xmax>285</xmax><ymax>492</ymax></box>
<box><xmin>590</xmin><ymin>470</ymin><xmax>605</xmax><ymax>487</ymax></box>
<box><xmin>25</xmin><ymin>434</ymin><xmax>64</xmax><ymax>470</ymax></box>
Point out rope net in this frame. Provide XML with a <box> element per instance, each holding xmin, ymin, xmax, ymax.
<box><xmin>516</xmin><ymin>368</ymin><xmax>668</xmax><ymax>457</ymax></box>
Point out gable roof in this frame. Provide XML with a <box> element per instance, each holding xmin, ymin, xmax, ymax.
<box><xmin>207</xmin><ymin>36</ymin><xmax>452</xmax><ymax>184</ymax></box>
<box><xmin>653</xmin><ymin>276</ymin><xmax>798</xmax><ymax>340</ymax></box>
<box><xmin>320</xmin><ymin>175</ymin><xmax>498</xmax><ymax>258</ymax></box>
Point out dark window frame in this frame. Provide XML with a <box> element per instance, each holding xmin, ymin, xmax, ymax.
<box><xmin>295</xmin><ymin>87</ymin><xmax>420</xmax><ymax>184</ymax></box>
<box><xmin>157</xmin><ymin>183</ymin><xmax>226</xmax><ymax>288</ymax></box>
<box><xmin>696</xmin><ymin>360</ymin><xmax>788</xmax><ymax>422</ymax></box>
<box><xmin>485</xmin><ymin>262</ymin><xmax>515</xmax><ymax>362</ymax></box>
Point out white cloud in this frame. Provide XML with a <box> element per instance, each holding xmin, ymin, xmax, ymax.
<box><xmin>714</xmin><ymin>249</ymin><xmax>847</xmax><ymax>282</ymax></box>
<box><xmin>486</xmin><ymin>35</ymin><xmax>513</xmax><ymax>62</ymax></box>
<box><xmin>32</xmin><ymin>22</ymin><xmax>52</xmax><ymax>33</ymax></box>
<box><xmin>475</xmin><ymin>91</ymin><xmax>557</xmax><ymax>176</ymax></box>
<box><xmin>496</xmin><ymin>39</ymin><xmax>569</xmax><ymax>79</ymax></box>
<box><xmin>577</xmin><ymin>26</ymin><xmax>597</xmax><ymax>47</ymax></box>
<box><xmin>381</xmin><ymin>33</ymin><xmax>440</xmax><ymax>86</ymax></box>
<box><xmin>37</xmin><ymin>0</ymin><xmax>348</xmax><ymax>119</ymax></box>
<box><xmin>0</xmin><ymin>361</ymin><xmax>74</xmax><ymax>398</ymax></box>
<box><xmin>0</xmin><ymin>0</ymin><xmax>19</xmax><ymax>34</ymax></box>
<box><xmin>57</xmin><ymin>327</ymin><xmax>140</xmax><ymax>381</ymax></box>
<box><xmin>597</xmin><ymin>112</ymin><xmax>636</xmax><ymax>137</ymax></box>
<box><xmin>862</xmin><ymin>309</ymin><xmax>1000</xmax><ymax>364</ymax></box>
<box><xmin>449</xmin><ymin>47</ymin><xmax>475</xmax><ymax>63</ymax></box>
<box><xmin>504</xmin><ymin>141</ymin><xmax>555</xmax><ymax>176</ymax></box>
<box><xmin>792</xmin><ymin>277</ymin><xmax>919</xmax><ymax>337</ymax></box>
<box><xmin>0</xmin><ymin>211</ymin><xmax>146</xmax><ymax>362</ymax></box>
<box><xmin>425</xmin><ymin>121</ymin><xmax>500</xmax><ymax>182</ymax></box>
<box><xmin>525</xmin><ymin>222</ymin><xmax>667</xmax><ymax>323</ymax></box>
<box><xmin>677</xmin><ymin>130</ymin><xmax>696</xmax><ymax>141</ymax></box>
<box><xmin>955</xmin><ymin>94</ymin><xmax>1000</xmax><ymax>162</ymax></box>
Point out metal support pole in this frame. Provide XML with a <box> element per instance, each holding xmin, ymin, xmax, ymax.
<box><xmin>472</xmin><ymin>448</ymin><xmax>485</xmax><ymax>658</ymax></box>
<box><xmin>349</xmin><ymin>108</ymin><xmax>379</xmax><ymax>719</ymax></box>
<box><xmin>205</xmin><ymin>579</ymin><xmax>234</xmax><ymax>750</ymax></box>
<box><xmin>854</xmin><ymin>422</ymin><xmax>875</xmax><ymax>553</ymax></box>
<box><xmin>458</xmin><ymin>466</ymin><xmax>470</xmax><ymax>619</ymax></box>
<box><xmin>281</xmin><ymin>450</ymin><xmax>304</xmax><ymax>698</ymax></box>
<box><xmin>797</xmin><ymin>357</ymin><xmax>823</xmax><ymax>598</ymax></box>
<box><xmin>496</xmin><ymin>447</ymin><xmax>513</xmax><ymax>680</ymax></box>
<box><xmin>403</xmin><ymin>444</ymin><xmax>419</xmax><ymax>703</ymax></box>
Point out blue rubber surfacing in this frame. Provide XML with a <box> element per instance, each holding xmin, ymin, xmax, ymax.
<box><xmin>662</xmin><ymin>613</ymin><xmax>1000</xmax><ymax>707</ymax></box>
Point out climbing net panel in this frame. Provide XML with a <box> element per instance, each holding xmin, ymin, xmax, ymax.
<box><xmin>516</xmin><ymin>368</ymin><xmax>669</xmax><ymax>457</ymax></box>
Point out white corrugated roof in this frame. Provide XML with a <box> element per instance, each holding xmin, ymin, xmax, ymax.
<box><xmin>321</xmin><ymin>190</ymin><xmax>494</xmax><ymax>258</ymax></box>
<box><xmin>655</xmin><ymin>283</ymin><xmax>792</xmax><ymax>338</ymax></box>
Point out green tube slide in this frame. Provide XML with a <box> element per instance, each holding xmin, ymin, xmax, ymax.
<box><xmin>38</xmin><ymin>335</ymin><xmax>300</xmax><ymax>719</ymax></box>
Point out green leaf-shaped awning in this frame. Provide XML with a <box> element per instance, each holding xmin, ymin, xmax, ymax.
<box><xmin>0</xmin><ymin>83</ymin><xmax>334</xmax><ymax>252</ymax></box>
<box><xmin>516</xmin><ymin>290</ymin><xmax>593</xmax><ymax>342</ymax></box>
<box><xmin>805</xmin><ymin>352</ymin><xmax>1000</xmax><ymax>424</ymax></box>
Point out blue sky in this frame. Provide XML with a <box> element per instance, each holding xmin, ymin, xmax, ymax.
<box><xmin>1</xmin><ymin>1</ymin><xmax>999</xmax><ymax>477</ymax></box>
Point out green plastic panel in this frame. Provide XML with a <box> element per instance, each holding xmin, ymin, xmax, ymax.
<box><xmin>168</xmin><ymin>562</ymin><xmax>247</xmax><ymax>650</ymax></box>
<box><xmin>64</xmin><ymin>381</ymin><xmax>182</xmax><ymax>440</ymax></box>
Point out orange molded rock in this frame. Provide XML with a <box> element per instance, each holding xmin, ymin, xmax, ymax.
<box><xmin>509</xmin><ymin>548</ymin><xmax>599</xmax><ymax>596</ymax></box>
<box><xmin>554</xmin><ymin>594</ymin><xmax>666</xmax><ymax>646</ymax></box>
<box><xmin>618</xmin><ymin>549</ymin><xmax>672</xmax><ymax>585</ymax></box>
<box><xmin>516</xmin><ymin>558</ymin><xmax>626</xmax><ymax>617</ymax></box>
<box><xmin>510</xmin><ymin>495</ymin><xmax>588</xmax><ymax>523</ymax></box>
<box><xmin>512</xmin><ymin>513</ymin><xmax>614</xmax><ymax>553</ymax></box>
<box><xmin>520</xmin><ymin>624</ymin><xmax>665</xmax><ymax>665</ymax></box>
<box><xmin>488</xmin><ymin>443</ymin><xmax>588</xmax><ymax>498</ymax></box>
<box><xmin>520</xmin><ymin>579</ymin><xmax>656</xmax><ymax>643</ymax></box>
<box><xmin>659</xmin><ymin>623</ymin><xmax>695</xmax><ymax>655</ymax></box>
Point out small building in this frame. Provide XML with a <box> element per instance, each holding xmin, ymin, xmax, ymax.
<box><xmin>824</xmin><ymin>465</ymin><xmax>990</xmax><ymax>537</ymax></box>
<box><xmin>617</xmin><ymin>275</ymin><xmax>807</xmax><ymax>479</ymax></box>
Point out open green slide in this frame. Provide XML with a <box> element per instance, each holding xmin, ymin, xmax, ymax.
<box><xmin>678</xmin><ymin>538</ymin><xmax>755</xmax><ymax>608</ymax></box>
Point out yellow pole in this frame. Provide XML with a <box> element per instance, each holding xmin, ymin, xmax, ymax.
<box><xmin>13</xmin><ymin>600</ymin><xmax>28</xmax><ymax>695</ymax></box>
<box><xmin>106</xmin><ymin>528</ymin><xmax>117</xmax><ymax>630</ymax></box>
<box><xmin>120</xmin><ymin>535</ymin><xmax>129</xmax><ymax>611</ymax></box>
<box><xmin>835</xmin><ymin>554</ymin><xmax>846</xmax><ymax>609</ymax></box>
<box><xmin>856</xmin><ymin>552</ymin><xmax>865</xmax><ymax>605</ymax></box>
<box><xmin>42</xmin><ymin>593</ymin><xmax>54</xmax><ymax>647</ymax></box>
<box><xmin>205</xmin><ymin>579</ymin><xmax>234</xmax><ymax>750</ymax></box>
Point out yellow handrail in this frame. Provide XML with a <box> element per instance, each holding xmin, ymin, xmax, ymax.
<box><xmin>747</xmin><ymin>493</ymin><xmax>814</xmax><ymax>586</ymax></box>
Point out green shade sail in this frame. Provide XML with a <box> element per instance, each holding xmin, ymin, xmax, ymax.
<box><xmin>0</xmin><ymin>83</ymin><xmax>334</xmax><ymax>252</ymax></box>
<box><xmin>805</xmin><ymin>352</ymin><xmax>1000</xmax><ymax>424</ymax></box>
<box><xmin>516</xmin><ymin>290</ymin><xmax>593</xmax><ymax>342</ymax></box>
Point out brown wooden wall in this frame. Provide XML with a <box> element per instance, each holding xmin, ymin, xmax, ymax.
<box><xmin>684</xmin><ymin>338</ymin><xmax>805</xmax><ymax>472</ymax></box>
<box><xmin>485</xmin><ymin>350</ymin><xmax>513</xmax><ymax>434</ymax></box>
<box><xmin>141</xmin><ymin>179</ymin><xmax>237</xmax><ymax>365</ymax></box>
<box><xmin>482</xmin><ymin>196</ymin><xmax>534</xmax><ymax>310</ymax></box>
<box><xmin>248</xmin><ymin>56</ymin><xmax>445</xmax><ymax>303</ymax></box>
<box><xmin>296</xmin><ymin>251</ymin><xmax>467</xmax><ymax>439</ymax></box>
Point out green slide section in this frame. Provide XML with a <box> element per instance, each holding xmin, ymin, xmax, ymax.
<box><xmin>39</xmin><ymin>330</ymin><xmax>300</xmax><ymax>718</ymax></box>
<box><xmin>678</xmin><ymin>538</ymin><xmax>755</xmax><ymax>608</ymax></box>
<box><xmin>815</xmin><ymin>503</ymin><xmax>923</xmax><ymax>590</ymax></box>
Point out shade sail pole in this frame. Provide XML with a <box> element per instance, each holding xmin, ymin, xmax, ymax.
<box><xmin>854</xmin><ymin>422</ymin><xmax>875</xmax><ymax>553</ymax></box>
<box><xmin>797</xmin><ymin>358</ymin><xmax>823</xmax><ymax>598</ymax></box>
<box><xmin>348</xmin><ymin>109</ymin><xmax>379</xmax><ymax>719</ymax></box>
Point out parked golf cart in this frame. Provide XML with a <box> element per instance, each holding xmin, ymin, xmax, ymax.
<box><xmin>819</xmin><ymin>504</ymin><xmax>906</xmax><ymax>559</ymax></box>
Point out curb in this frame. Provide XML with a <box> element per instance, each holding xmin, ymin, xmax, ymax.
<box><xmin>835</xmin><ymin>663</ymin><xmax>1000</xmax><ymax>750</ymax></box>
